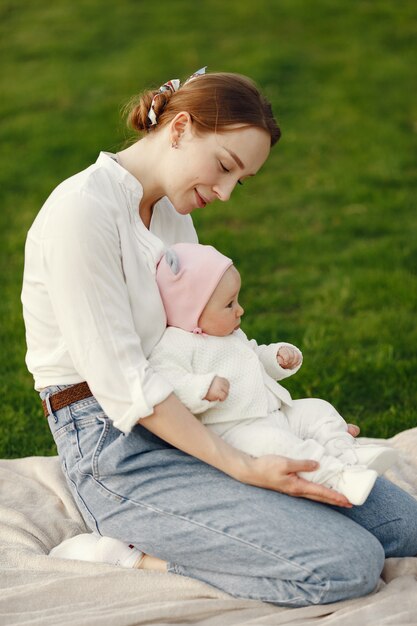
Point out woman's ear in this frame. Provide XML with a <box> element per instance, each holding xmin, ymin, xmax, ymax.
<box><xmin>170</xmin><ymin>111</ymin><xmax>193</xmax><ymax>145</ymax></box>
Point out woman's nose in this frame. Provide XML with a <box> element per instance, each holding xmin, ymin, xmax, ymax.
<box><xmin>213</xmin><ymin>179</ymin><xmax>236</xmax><ymax>202</ymax></box>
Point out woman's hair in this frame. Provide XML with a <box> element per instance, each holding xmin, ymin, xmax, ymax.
<box><xmin>125</xmin><ymin>72</ymin><xmax>281</xmax><ymax>146</ymax></box>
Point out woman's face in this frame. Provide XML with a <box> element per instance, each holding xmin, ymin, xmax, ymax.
<box><xmin>162</xmin><ymin>120</ymin><xmax>271</xmax><ymax>215</ymax></box>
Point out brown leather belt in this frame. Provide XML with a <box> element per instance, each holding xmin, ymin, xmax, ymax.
<box><xmin>42</xmin><ymin>382</ymin><xmax>93</xmax><ymax>417</ymax></box>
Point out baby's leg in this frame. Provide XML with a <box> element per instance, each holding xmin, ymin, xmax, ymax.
<box><xmin>283</xmin><ymin>398</ymin><xmax>358</xmax><ymax>465</ymax></box>
<box><xmin>211</xmin><ymin>415</ymin><xmax>344</xmax><ymax>481</ymax></box>
<box><xmin>210</xmin><ymin>416</ymin><xmax>377</xmax><ymax>505</ymax></box>
<box><xmin>283</xmin><ymin>399</ymin><xmax>398</xmax><ymax>473</ymax></box>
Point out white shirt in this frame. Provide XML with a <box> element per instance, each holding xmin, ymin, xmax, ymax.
<box><xmin>149</xmin><ymin>327</ymin><xmax>302</xmax><ymax>425</ymax></box>
<box><xmin>21</xmin><ymin>152</ymin><xmax>198</xmax><ymax>433</ymax></box>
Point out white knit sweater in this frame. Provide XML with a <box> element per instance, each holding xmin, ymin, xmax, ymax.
<box><xmin>149</xmin><ymin>327</ymin><xmax>302</xmax><ymax>425</ymax></box>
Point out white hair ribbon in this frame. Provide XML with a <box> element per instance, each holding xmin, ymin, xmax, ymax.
<box><xmin>147</xmin><ymin>67</ymin><xmax>207</xmax><ymax>127</ymax></box>
<box><xmin>183</xmin><ymin>66</ymin><xmax>207</xmax><ymax>86</ymax></box>
<box><xmin>148</xmin><ymin>79</ymin><xmax>180</xmax><ymax>126</ymax></box>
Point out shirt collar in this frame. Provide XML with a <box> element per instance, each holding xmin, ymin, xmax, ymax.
<box><xmin>96</xmin><ymin>151</ymin><xmax>178</xmax><ymax>232</ymax></box>
<box><xmin>96</xmin><ymin>151</ymin><xmax>145</xmax><ymax>198</ymax></box>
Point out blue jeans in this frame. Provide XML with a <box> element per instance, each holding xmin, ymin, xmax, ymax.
<box><xmin>41</xmin><ymin>386</ymin><xmax>417</xmax><ymax>607</ymax></box>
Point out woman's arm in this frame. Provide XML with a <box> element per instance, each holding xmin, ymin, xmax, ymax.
<box><xmin>140</xmin><ymin>393</ymin><xmax>353</xmax><ymax>508</ymax></box>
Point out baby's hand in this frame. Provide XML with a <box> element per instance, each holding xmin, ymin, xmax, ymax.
<box><xmin>205</xmin><ymin>376</ymin><xmax>230</xmax><ymax>402</ymax></box>
<box><xmin>277</xmin><ymin>346</ymin><xmax>302</xmax><ymax>370</ymax></box>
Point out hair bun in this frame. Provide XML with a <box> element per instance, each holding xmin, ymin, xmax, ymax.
<box><xmin>127</xmin><ymin>89</ymin><xmax>173</xmax><ymax>132</ymax></box>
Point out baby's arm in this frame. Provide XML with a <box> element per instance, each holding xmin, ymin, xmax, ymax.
<box><xmin>149</xmin><ymin>334</ymin><xmax>221</xmax><ymax>414</ymax></box>
<box><xmin>234</xmin><ymin>329</ymin><xmax>303</xmax><ymax>380</ymax></box>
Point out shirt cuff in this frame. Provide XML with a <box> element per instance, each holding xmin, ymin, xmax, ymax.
<box><xmin>112</xmin><ymin>371</ymin><xmax>173</xmax><ymax>434</ymax></box>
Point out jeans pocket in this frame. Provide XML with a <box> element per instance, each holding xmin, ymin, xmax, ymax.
<box><xmin>91</xmin><ymin>418</ymin><xmax>125</xmax><ymax>482</ymax></box>
<box><xmin>68</xmin><ymin>400</ymin><xmax>110</xmax><ymax>479</ymax></box>
<box><xmin>51</xmin><ymin>411</ymin><xmax>82</xmax><ymax>465</ymax></box>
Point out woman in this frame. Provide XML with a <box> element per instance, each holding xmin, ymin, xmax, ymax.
<box><xmin>21</xmin><ymin>69</ymin><xmax>417</xmax><ymax>606</ymax></box>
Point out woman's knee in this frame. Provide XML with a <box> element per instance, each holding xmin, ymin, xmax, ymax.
<box><xmin>345</xmin><ymin>535</ymin><xmax>385</xmax><ymax>597</ymax></box>
<box><xmin>249</xmin><ymin>526</ymin><xmax>385</xmax><ymax>607</ymax></box>
<box><xmin>172</xmin><ymin>538</ymin><xmax>384</xmax><ymax>608</ymax></box>
<box><xmin>310</xmin><ymin>530</ymin><xmax>385</xmax><ymax>605</ymax></box>
<box><xmin>258</xmin><ymin>535</ymin><xmax>384</xmax><ymax>607</ymax></box>
<box><xmin>356</xmin><ymin>477</ymin><xmax>417</xmax><ymax>558</ymax></box>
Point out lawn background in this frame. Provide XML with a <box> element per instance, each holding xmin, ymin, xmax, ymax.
<box><xmin>0</xmin><ymin>0</ymin><xmax>416</xmax><ymax>458</ymax></box>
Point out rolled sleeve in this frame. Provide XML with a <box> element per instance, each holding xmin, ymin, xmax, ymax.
<box><xmin>113</xmin><ymin>368</ymin><xmax>173</xmax><ymax>433</ymax></box>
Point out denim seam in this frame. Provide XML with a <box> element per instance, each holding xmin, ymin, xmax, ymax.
<box><xmin>168</xmin><ymin>563</ymin><xmax>319</xmax><ymax>605</ymax></box>
<box><xmin>85</xmin><ymin>473</ymin><xmax>328</xmax><ymax>605</ymax></box>
<box><xmin>367</xmin><ymin>518</ymin><xmax>402</xmax><ymax>532</ymax></box>
<box><xmin>62</xmin><ymin>460</ymin><xmax>100</xmax><ymax>534</ymax></box>
<box><xmin>91</xmin><ymin>417</ymin><xmax>110</xmax><ymax>480</ymax></box>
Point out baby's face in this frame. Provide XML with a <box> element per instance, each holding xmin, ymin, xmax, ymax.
<box><xmin>198</xmin><ymin>266</ymin><xmax>244</xmax><ymax>336</ymax></box>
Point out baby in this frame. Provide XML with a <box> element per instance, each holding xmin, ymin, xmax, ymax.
<box><xmin>151</xmin><ymin>242</ymin><xmax>398</xmax><ymax>506</ymax></box>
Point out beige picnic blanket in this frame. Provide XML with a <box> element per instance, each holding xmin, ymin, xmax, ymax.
<box><xmin>0</xmin><ymin>429</ymin><xmax>416</xmax><ymax>626</ymax></box>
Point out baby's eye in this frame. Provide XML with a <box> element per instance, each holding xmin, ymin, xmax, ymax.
<box><xmin>237</xmin><ymin>180</ymin><xmax>243</xmax><ymax>186</ymax></box>
<box><xmin>226</xmin><ymin>301</ymin><xmax>234</xmax><ymax>308</ymax></box>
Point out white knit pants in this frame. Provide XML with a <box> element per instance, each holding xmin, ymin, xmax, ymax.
<box><xmin>209</xmin><ymin>398</ymin><xmax>358</xmax><ymax>484</ymax></box>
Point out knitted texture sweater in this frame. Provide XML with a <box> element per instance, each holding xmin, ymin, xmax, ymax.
<box><xmin>148</xmin><ymin>327</ymin><xmax>302</xmax><ymax>425</ymax></box>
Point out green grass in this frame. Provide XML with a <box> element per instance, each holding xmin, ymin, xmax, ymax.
<box><xmin>1</xmin><ymin>0</ymin><xmax>416</xmax><ymax>457</ymax></box>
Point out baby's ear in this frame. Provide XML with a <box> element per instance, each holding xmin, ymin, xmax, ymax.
<box><xmin>165</xmin><ymin>249</ymin><xmax>180</xmax><ymax>275</ymax></box>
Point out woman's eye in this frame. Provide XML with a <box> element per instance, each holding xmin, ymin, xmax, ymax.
<box><xmin>220</xmin><ymin>162</ymin><xmax>230</xmax><ymax>173</ymax></box>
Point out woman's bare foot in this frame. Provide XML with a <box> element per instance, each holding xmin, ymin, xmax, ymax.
<box><xmin>136</xmin><ymin>554</ymin><xmax>168</xmax><ymax>571</ymax></box>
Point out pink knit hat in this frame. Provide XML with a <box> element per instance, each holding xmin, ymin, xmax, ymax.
<box><xmin>156</xmin><ymin>243</ymin><xmax>233</xmax><ymax>333</ymax></box>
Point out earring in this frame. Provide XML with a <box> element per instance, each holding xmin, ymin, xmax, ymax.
<box><xmin>171</xmin><ymin>140</ymin><xmax>178</xmax><ymax>149</ymax></box>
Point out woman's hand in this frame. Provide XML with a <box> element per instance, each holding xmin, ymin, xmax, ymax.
<box><xmin>240</xmin><ymin>455</ymin><xmax>353</xmax><ymax>508</ymax></box>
